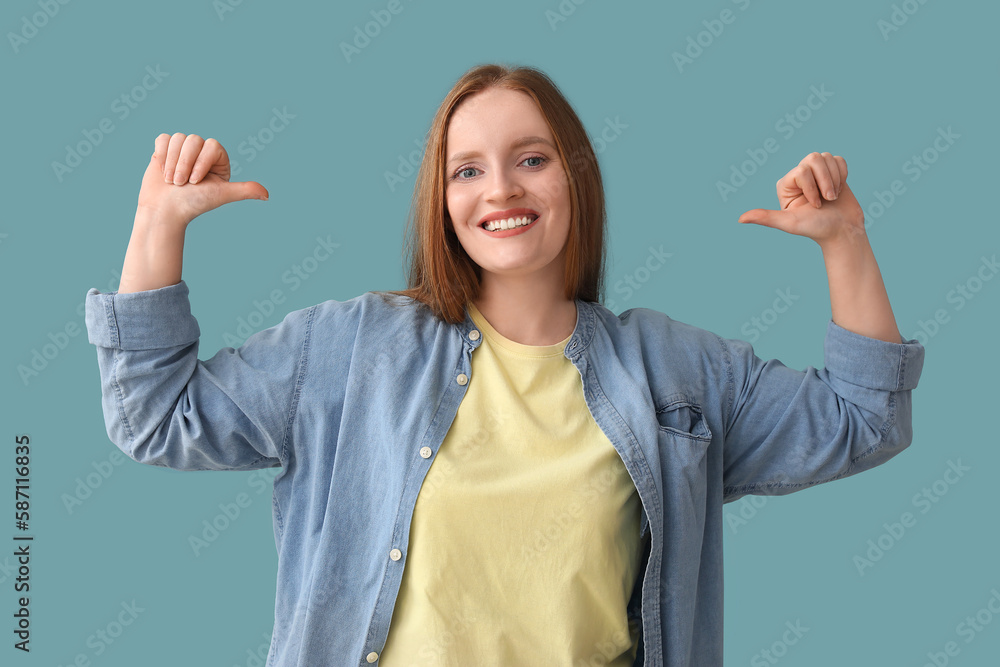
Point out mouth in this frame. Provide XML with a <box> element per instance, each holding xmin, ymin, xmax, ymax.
<box><xmin>480</xmin><ymin>213</ymin><xmax>539</xmax><ymax>233</ymax></box>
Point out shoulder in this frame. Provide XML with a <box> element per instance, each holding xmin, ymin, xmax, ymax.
<box><xmin>589</xmin><ymin>301</ymin><xmax>729</xmax><ymax>351</ymax></box>
<box><xmin>307</xmin><ymin>290</ymin><xmax>445</xmax><ymax>340</ymax></box>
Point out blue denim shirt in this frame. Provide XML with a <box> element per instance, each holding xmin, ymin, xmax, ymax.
<box><xmin>85</xmin><ymin>280</ymin><xmax>924</xmax><ymax>667</ymax></box>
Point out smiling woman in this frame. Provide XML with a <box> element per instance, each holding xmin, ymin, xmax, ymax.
<box><xmin>84</xmin><ymin>62</ymin><xmax>925</xmax><ymax>667</ymax></box>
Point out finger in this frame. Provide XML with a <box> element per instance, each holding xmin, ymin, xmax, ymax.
<box><xmin>787</xmin><ymin>164</ymin><xmax>823</xmax><ymax>209</ymax></box>
<box><xmin>152</xmin><ymin>133</ymin><xmax>171</xmax><ymax>171</ymax></box>
<box><xmin>163</xmin><ymin>133</ymin><xmax>187</xmax><ymax>183</ymax></box>
<box><xmin>818</xmin><ymin>152</ymin><xmax>842</xmax><ymax>199</ymax></box>
<box><xmin>804</xmin><ymin>152</ymin><xmax>837</xmax><ymax>203</ymax></box>
<box><xmin>190</xmin><ymin>138</ymin><xmax>228</xmax><ymax>184</ymax></box>
<box><xmin>834</xmin><ymin>155</ymin><xmax>848</xmax><ymax>196</ymax></box>
<box><xmin>738</xmin><ymin>208</ymin><xmax>780</xmax><ymax>227</ymax></box>
<box><xmin>172</xmin><ymin>134</ymin><xmax>205</xmax><ymax>185</ymax></box>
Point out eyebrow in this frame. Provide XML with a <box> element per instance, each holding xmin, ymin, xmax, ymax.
<box><xmin>446</xmin><ymin>136</ymin><xmax>556</xmax><ymax>166</ymax></box>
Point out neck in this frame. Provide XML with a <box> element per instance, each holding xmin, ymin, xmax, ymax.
<box><xmin>473</xmin><ymin>272</ymin><xmax>578</xmax><ymax>346</ymax></box>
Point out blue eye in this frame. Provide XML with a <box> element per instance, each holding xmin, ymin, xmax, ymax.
<box><xmin>450</xmin><ymin>155</ymin><xmax>548</xmax><ymax>181</ymax></box>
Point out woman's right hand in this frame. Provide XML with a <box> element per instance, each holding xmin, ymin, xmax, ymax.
<box><xmin>137</xmin><ymin>132</ymin><xmax>269</xmax><ymax>226</ymax></box>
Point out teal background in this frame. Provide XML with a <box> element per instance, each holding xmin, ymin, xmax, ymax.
<box><xmin>2</xmin><ymin>0</ymin><xmax>996</xmax><ymax>665</ymax></box>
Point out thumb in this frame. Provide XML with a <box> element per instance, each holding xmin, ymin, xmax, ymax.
<box><xmin>738</xmin><ymin>208</ymin><xmax>784</xmax><ymax>228</ymax></box>
<box><xmin>217</xmin><ymin>180</ymin><xmax>269</xmax><ymax>203</ymax></box>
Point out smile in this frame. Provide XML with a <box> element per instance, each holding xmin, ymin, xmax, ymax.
<box><xmin>481</xmin><ymin>215</ymin><xmax>538</xmax><ymax>234</ymax></box>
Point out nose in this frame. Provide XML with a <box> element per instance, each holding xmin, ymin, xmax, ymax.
<box><xmin>485</xmin><ymin>166</ymin><xmax>524</xmax><ymax>203</ymax></box>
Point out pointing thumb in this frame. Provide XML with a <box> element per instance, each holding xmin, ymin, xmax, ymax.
<box><xmin>221</xmin><ymin>180</ymin><xmax>269</xmax><ymax>203</ymax></box>
<box><xmin>738</xmin><ymin>208</ymin><xmax>780</xmax><ymax>228</ymax></box>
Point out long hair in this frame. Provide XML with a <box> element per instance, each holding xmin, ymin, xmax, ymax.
<box><xmin>376</xmin><ymin>63</ymin><xmax>608</xmax><ymax>324</ymax></box>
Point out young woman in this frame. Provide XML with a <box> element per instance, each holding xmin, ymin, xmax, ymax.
<box><xmin>85</xmin><ymin>63</ymin><xmax>925</xmax><ymax>666</ymax></box>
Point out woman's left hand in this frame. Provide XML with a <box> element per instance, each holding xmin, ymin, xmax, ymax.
<box><xmin>737</xmin><ymin>152</ymin><xmax>865</xmax><ymax>248</ymax></box>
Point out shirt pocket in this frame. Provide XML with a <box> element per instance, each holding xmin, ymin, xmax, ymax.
<box><xmin>654</xmin><ymin>393</ymin><xmax>713</xmax><ymax>516</ymax></box>
<box><xmin>654</xmin><ymin>394</ymin><xmax>713</xmax><ymax>442</ymax></box>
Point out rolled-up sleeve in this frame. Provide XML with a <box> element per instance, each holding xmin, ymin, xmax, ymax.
<box><xmin>85</xmin><ymin>280</ymin><xmax>312</xmax><ymax>471</ymax></box>
<box><xmin>720</xmin><ymin>319</ymin><xmax>925</xmax><ymax>502</ymax></box>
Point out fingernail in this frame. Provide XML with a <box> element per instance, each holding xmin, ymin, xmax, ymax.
<box><xmin>827</xmin><ymin>189</ymin><xmax>836</xmax><ymax>200</ymax></box>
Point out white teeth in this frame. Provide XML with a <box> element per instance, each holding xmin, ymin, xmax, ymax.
<box><xmin>484</xmin><ymin>216</ymin><xmax>536</xmax><ymax>232</ymax></box>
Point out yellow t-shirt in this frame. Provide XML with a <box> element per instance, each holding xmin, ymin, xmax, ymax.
<box><xmin>378</xmin><ymin>302</ymin><xmax>642</xmax><ymax>666</ymax></box>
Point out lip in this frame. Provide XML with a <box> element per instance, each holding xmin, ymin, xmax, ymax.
<box><xmin>478</xmin><ymin>207</ymin><xmax>539</xmax><ymax>226</ymax></box>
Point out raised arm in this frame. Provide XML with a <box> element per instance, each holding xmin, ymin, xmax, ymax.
<box><xmin>738</xmin><ymin>152</ymin><xmax>902</xmax><ymax>343</ymax></box>
<box><xmin>85</xmin><ymin>133</ymin><xmax>294</xmax><ymax>472</ymax></box>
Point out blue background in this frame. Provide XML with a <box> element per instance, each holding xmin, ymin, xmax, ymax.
<box><xmin>2</xmin><ymin>0</ymin><xmax>997</xmax><ymax>665</ymax></box>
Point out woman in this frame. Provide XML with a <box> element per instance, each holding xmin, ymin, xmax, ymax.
<box><xmin>85</xmin><ymin>63</ymin><xmax>925</xmax><ymax>666</ymax></box>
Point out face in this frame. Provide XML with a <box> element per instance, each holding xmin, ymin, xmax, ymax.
<box><xmin>444</xmin><ymin>87</ymin><xmax>572</xmax><ymax>291</ymax></box>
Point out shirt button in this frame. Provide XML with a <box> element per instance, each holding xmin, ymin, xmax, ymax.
<box><xmin>389</xmin><ymin>548</ymin><xmax>402</xmax><ymax>561</ymax></box>
<box><xmin>469</xmin><ymin>329</ymin><xmax>480</xmax><ymax>341</ymax></box>
<box><xmin>419</xmin><ymin>446</ymin><xmax>432</xmax><ymax>459</ymax></box>
<box><xmin>366</xmin><ymin>651</ymin><xmax>379</xmax><ymax>663</ymax></box>
<box><xmin>456</xmin><ymin>373</ymin><xmax>468</xmax><ymax>385</ymax></box>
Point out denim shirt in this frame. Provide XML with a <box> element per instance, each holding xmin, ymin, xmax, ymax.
<box><xmin>84</xmin><ymin>280</ymin><xmax>924</xmax><ymax>667</ymax></box>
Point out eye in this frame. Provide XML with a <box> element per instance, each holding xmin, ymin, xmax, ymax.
<box><xmin>449</xmin><ymin>154</ymin><xmax>549</xmax><ymax>182</ymax></box>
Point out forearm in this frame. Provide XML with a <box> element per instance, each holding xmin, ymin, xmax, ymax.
<box><xmin>117</xmin><ymin>205</ymin><xmax>188</xmax><ymax>294</ymax></box>
<box><xmin>820</xmin><ymin>231</ymin><xmax>903</xmax><ymax>344</ymax></box>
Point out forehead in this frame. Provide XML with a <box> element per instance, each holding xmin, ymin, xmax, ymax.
<box><xmin>446</xmin><ymin>88</ymin><xmax>554</xmax><ymax>153</ymax></box>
